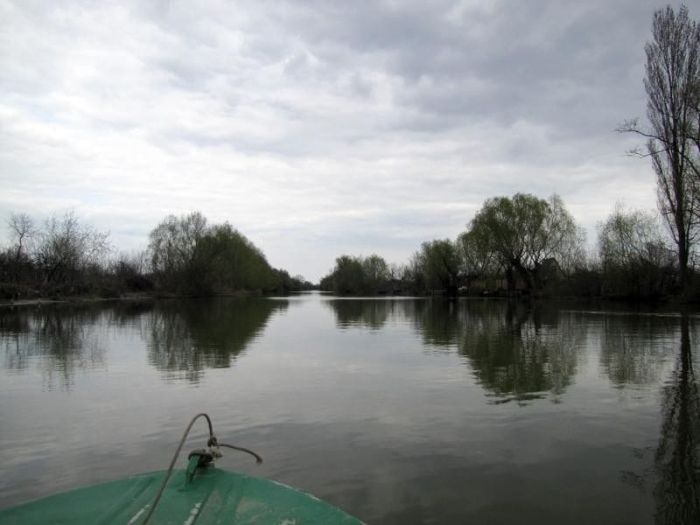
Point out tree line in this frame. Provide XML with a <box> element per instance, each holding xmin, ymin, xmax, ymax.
<box><xmin>320</xmin><ymin>193</ymin><xmax>684</xmax><ymax>300</ymax></box>
<box><xmin>0</xmin><ymin>210</ymin><xmax>312</xmax><ymax>300</ymax></box>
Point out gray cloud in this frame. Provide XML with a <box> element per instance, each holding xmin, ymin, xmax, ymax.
<box><xmin>1</xmin><ymin>0</ymin><xmax>693</xmax><ymax>281</ymax></box>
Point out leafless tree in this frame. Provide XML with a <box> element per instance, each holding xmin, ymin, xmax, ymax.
<box><xmin>598</xmin><ymin>205</ymin><xmax>672</xmax><ymax>269</ymax></box>
<box><xmin>35</xmin><ymin>211</ymin><xmax>111</xmax><ymax>285</ymax></box>
<box><xmin>7</xmin><ymin>213</ymin><xmax>35</xmax><ymax>259</ymax></box>
<box><xmin>620</xmin><ymin>5</ymin><xmax>700</xmax><ymax>285</ymax></box>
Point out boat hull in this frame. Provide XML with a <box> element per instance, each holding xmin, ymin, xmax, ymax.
<box><xmin>0</xmin><ymin>468</ymin><xmax>362</xmax><ymax>524</ymax></box>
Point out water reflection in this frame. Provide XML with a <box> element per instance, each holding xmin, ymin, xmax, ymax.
<box><xmin>462</xmin><ymin>305</ymin><xmax>578</xmax><ymax>403</ymax></box>
<box><xmin>432</xmin><ymin>301</ymin><xmax>585</xmax><ymax>404</ymax></box>
<box><xmin>412</xmin><ymin>299</ymin><xmax>463</xmax><ymax>347</ymax></box>
<box><xmin>2</xmin><ymin>295</ymin><xmax>700</xmax><ymax>523</ymax></box>
<box><xmin>325</xmin><ymin>299</ymin><xmax>392</xmax><ymax>330</ymax></box>
<box><xmin>0</xmin><ymin>298</ymin><xmax>288</xmax><ymax>388</ymax></box>
<box><xmin>0</xmin><ymin>305</ymin><xmax>105</xmax><ymax>390</ymax></box>
<box><xmin>653</xmin><ymin>315</ymin><xmax>700</xmax><ymax>523</ymax></box>
<box><xmin>145</xmin><ymin>298</ymin><xmax>288</xmax><ymax>382</ymax></box>
<box><xmin>326</xmin><ymin>298</ymin><xmax>582</xmax><ymax>404</ymax></box>
<box><xmin>599</xmin><ymin>314</ymin><xmax>676</xmax><ymax>387</ymax></box>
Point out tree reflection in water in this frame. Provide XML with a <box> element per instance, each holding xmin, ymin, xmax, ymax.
<box><xmin>326</xmin><ymin>298</ymin><xmax>581</xmax><ymax>404</ymax></box>
<box><xmin>417</xmin><ymin>300</ymin><xmax>580</xmax><ymax>404</ymax></box>
<box><xmin>0</xmin><ymin>305</ymin><xmax>105</xmax><ymax>390</ymax></box>
<box><xmin>599</xmin><ymin>313</ymin><xmax>677</xmax><ymax>387</ymax></box>
<box><xmin>653</xmin><ymin>315</ymin><xmax>700</xmax><ymax>524</ymax></box>
<box><xmin>145</xmin><ymin>298</ymin><xmax>288</xmax><ymax>382</ymax></box>
<box><xmin>412</xmin><ymin>299</ymin><xmax>464</xmax><ymax>347</ymax></box>
<box><xmin>619</xmin><ymin>315</ymin><xmax>700</xmax><ymax>523</ymax></box>
<box><xmin>0</xmin><ymin>308</ymin><xmax>31</xmax><ymax>370</ymax></box>
<box><xmin>324</xmin><ymin>299</ymin><xmax>393</xmax><ymax>330</ymax></box>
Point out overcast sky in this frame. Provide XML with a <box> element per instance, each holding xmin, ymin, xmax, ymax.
<box><xmin>1</xmin><ymin>0</ymin><xmax>695</xmax><ymax>281</ymax></box>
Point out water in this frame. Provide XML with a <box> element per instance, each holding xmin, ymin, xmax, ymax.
<box><xmin>0</xmin><ymin>293</ymin><xmax>698</xmax><ymax>524</ymax></box>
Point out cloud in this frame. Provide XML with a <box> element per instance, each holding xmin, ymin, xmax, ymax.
<box><xmin>1</xmin><ymin>0</ymin><xmax>691</xmax><ymax>280</ymax></box>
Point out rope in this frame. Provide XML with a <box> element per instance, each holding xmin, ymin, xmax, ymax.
<box><xmin>141</xmin><ymin>413</ymin><xmax>262</xmax><ymax>524</ymax></box>
<box><xmin>219</xmin><ymin>442</ymin><xmax>263</xmax><ymax>464</ymax></box>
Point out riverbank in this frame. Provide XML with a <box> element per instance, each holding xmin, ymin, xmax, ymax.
<box><xmin>0</xmin><ymin>292</ymin><xmax>154</xmax><ymax>308</ymax></box>
<box><xmin>3</xmin><ymin>288</ymin><xmax>697</xmax><ymax>310</ymax></box>
<box><xmin>0</xmin><ymin>290</ymin><xmax>266</xmax><ymax>308</ymax></box>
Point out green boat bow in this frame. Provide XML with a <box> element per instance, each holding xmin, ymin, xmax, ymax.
<box><xmin>0</xmin><ymin>414</ymin><xmax>363</xmax><ymax>524</ymax></box>
<box><xmin>0</xmin><ymin>467</ymin><xmax>361</xmax><ymax>524</ymax></box>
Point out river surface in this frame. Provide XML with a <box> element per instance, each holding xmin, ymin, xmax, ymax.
<box><xmin>0</xmin><ymin>293</ymin><xmax>698</xmax><ymax>524</ymax></box>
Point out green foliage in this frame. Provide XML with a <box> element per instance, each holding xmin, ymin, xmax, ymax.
<box><xmin>2</xmin><ymin>190</ymin><xmax>695</xmax><ymax>302</ymax></box>
<box><xmin>190</xmin><ymin>223</ymin><xmax>276</xmax><ymax>294</ymax></box>
<box><xmin>1</xmin><ymin>210</ymin><xmax>307</xmax><ymax>300</ymax></box>
<box><xmin>468</xmin><ymin>193</ymin><xmax>582</xmax><ymax>292</ymax></box>
<box><xmin>149</xmin><ymin>211</ymin><xmax>208</xmax><ymax>291</ymax></box>
<box><xmin>320</xmin><ymin>254</ymin><xmax>392</xmax><ymax>295</ymax></box>
<box><xmin>456</xmin><ymin>228</ymin><xmax>496</xmax><ymax>290</ymax></box>
<box><xmin>362</xmin><ymin>254</ymin><xmax>390</xmax><ymax>292</ymax></box>
<box><xmin>413</xmin><ymin>239</ymin><xmax>460</xmax><ymax>294</ymax></box>
<box><xmin>321</xmin><ymin>195</ymin><xmax>587</xmax><ymax>297</ymax></box>
<box><xmin>148</xmin><ymin>212</ymin><xmax>298</xmax><ymax>295</ymax></box>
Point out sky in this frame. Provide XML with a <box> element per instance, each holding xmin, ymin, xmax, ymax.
<box><xmin>1</xmin><ymin>0</ymin><xmax>695</xmax><ymax>282</ymax></box>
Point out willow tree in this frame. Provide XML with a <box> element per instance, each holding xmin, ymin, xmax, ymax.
<box><xmin>469</xmin><ymin>193</ymin><xmax>580</xmax><ymax>292</ymax></box>
<box><xmin>456</xmin><ymin>228</ymin><xmax>496</xmax><ymax>289</ymax></box>
<box><xmin>414</xmin><ymin>239</ymin><xmax>460</xmax><ymax>294</ymax></box>
<box><xmin>148</xmin><ymin>211</ymin><xmax>208</xmax><ymax>290</ymax></box>
<box><xmin>621</xmin><ymin>6</ymin><xmax>700</xmax><ymax>286</ymax></box>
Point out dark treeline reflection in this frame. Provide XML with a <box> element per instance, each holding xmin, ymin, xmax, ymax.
<box><xmin>325</xmin><ymin>298</ymin><xmax>582</xmax><ymax>404</ymax></box>
<box><xmin>145</xmin><ymin>298</ymin><xmax>288</xmax><ymax>382</ymax></box>
<box><xmin>599</xmin><ymin>314</ymin><xmax>678</xmax><ymax>387</ymax></box>
<box><xmin>324</xmin><ymin>299</ymin><xmax>395</xmax><ymax>330</ymax></box>
<box><xmin>0</xmin><ymin>297</ymin><xmax>288</xmax><ymax>387</ymax></box>
<box><xmin>653</xmin><ymin>315</ymin><xmax>700</xmax><ymax>524</ymax></box>
<box><xmin>416</xmin><ymin>300</ymin><xmax>581</xmax><ymax>404</ymax></box>
<box><xmin>0</xmin><ymin>304</ymin><xmax>106</xmax><ymax>390</ymax></box>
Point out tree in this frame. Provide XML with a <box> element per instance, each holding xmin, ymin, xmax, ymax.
<box><xmin>34</xmin><ymin>211</ymin><xmax>111</xmax><ymax>287</ymax></box>
<box><xmin>319</xmin><ymin>254</ymin><xmax>392</xmax><ymax>294</ymax></box>
<box><xmin>148</xmin><ymin>212</ymin><xmax>280</xmax><ymax>294</ymax></box>
<box><xmin>8</xmin><ymin>213</ymin><xmax>35</xmax><ymax>260</ymax></box>
<box><xmin>362</xmin><ymin>254</ymin><xmax>390</xmax><ymax>292</ymax></box>
<box><xmin>415</xmin><ymin>239</ymin><xmax>460</xmax><ymax>294</ymax></box>
<box><xmin>598</xmin><ymin>206</ymin><xmax>669</xmax><ymax>267</ymax></box>
<box><xmin>327</xmin><ymin>255</ymin><xmax>366</xmax><ymax>294</ymax></box>
<box><xmin>112</xmin><ymin>250</ymin><xmax>152</xmax><ymax>291</ymax></box>
<box><xmin>148</xmin><ymin>211</ymin><xmax>208</xmax><ymax>290</ymax></box>
<box><xmin>536</xmin><ymin>195</ymin><xmax>586</xmax><ymax>276</ymax></box>
<box><xmin>192</xmin><ymin>222</ymin><xmax>276</xmax><ymax>293</ymax></box>
<box><xmin>456</xmin><ymin>228</ymin><xmax>495</xmax><ymax>289</ymax></box>
<box><xmin>598</xmin><ymin>206</ymin><xmax>674</xmax><ymax>297</ymax></box>
<box><xmin>4</xmin><ymin>213</ymin><xmax>37</xmax><ymax>285</ymax></box>
<box><xmin>621</xmin><ymin>5</ymin><xmax>700</xmax><ymax>286</ymax></box>
<box><xmin>469</xmin><ymin>193</ymin><xmax>581</xmax><ymax>292</ymax></box>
